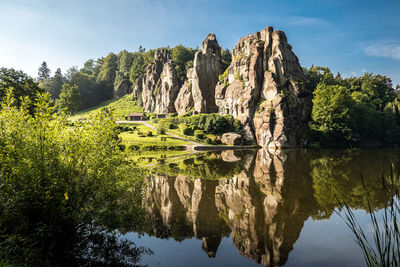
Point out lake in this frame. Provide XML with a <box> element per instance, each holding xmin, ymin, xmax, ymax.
<box><xmin>127</xmin><ymin>148</ymin><xmax>399</xmax><ymax>267</ymax></box>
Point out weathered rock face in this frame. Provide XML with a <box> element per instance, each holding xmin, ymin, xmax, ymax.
<box><xmin>174</xmin><ymin>69</ymin><xmax>194</xmax><ymax>114</ymax></box>
<box><xmin>138</xmin><ymin>49</ymin><xmax>180</xmax><ymax>113</ymax></box>
<box><xmin>221</xmin><ymin>132</ymin><xmax>243</xmax><ymax>145</ymax></box>
<box><xmin>114</xmin><ymin>79</ymin><xmax>132</xmax><ymax>98</ymax></box>
<box><xmin>216</xmin><ymin>26</ymin><xmax>311</xmax><ymax>148</ymax></box>
<box><xmin>175</xmin><ymin>34</ymin><xmax>222</xmax><ymax>114</ymax></box>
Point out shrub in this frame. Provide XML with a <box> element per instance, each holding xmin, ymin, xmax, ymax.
<box><xmin>194</xmin><ymin>130</ymin><xmax>204</xmax><ymax>139</ymax></box>
<box><xmin>179</xmin><ymin>124</ymin><xmax>194</xmax><ymax>136</ymax></box>
<box><xmin>205</xmin><ymin>137</ymin><xmax>213</xmax><ymax>144</ymax></box>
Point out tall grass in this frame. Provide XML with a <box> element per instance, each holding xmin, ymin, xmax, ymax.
<box><xmin>338</xmin><ymin>167</ymin><xmax>400</xmax><ymax>267</ymax></box>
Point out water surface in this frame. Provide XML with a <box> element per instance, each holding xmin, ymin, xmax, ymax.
<box><xmin>128</xmin><ymin>148</ymin><xmax>399</xmax><ymax>266</ymax></box>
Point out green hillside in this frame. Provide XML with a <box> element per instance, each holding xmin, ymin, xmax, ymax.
<box><xmin>70</xmin><ymin>94</ymin><xmax>142</xmax><ymax>120</ymax></box>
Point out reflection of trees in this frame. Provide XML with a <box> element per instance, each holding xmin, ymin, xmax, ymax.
<box><xmin>310</xmin><ymin>149</ymin><xmax>399</xmax><ymax>219</ymax></box>
<box><xmin>151</xmin><ymin>151</ymin><xmax>245</xmax><ymax>180</ymax></box>
<box><xmin>0</xmin><ymin>169</ymin><xmax>151</xmax><ymax>267</ymax></box>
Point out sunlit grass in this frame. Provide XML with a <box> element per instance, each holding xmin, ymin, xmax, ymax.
<box><xmin>70</xmin><ymin>94</ymin><xmax>143</xmax><ymax>120</ymax></box>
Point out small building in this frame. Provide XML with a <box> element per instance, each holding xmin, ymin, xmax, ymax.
<box><xmin>156</xmin><ymin>114</ymin><xmax>167</xmax><ymax>119</ymax></box>
<box><xmin>128</xmin><ymin>113</ymin><xmax>145</xmax><ymax>121</ymax></box>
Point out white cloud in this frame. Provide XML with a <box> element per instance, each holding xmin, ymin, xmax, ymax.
<box><xmin>364</xmin><ymin>42</ymin><xmax>400</xmax><ymax>60</ymax></box>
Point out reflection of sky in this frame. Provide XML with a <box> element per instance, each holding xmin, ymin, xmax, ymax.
<box><xmin>0</xmin><ymin>0</ymin><xmax>399</xmax><ymax>85</ymax></box>
<box><xmin>125</xmin><ymin>209</ymin><xmax>384</xmax><ymax>267</ymax></box>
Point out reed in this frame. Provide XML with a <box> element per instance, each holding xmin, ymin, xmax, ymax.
<box><xmin>338</xmin><ymin>167</ymin><xmax>400</xmax><ymax>267</ymax></box>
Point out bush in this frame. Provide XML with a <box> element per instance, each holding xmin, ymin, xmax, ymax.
<box><xmin>194</xmin><ymin>130</ymin><xmax>204</xmax><ymax>139</ymax></box>
<box><xmin>205</xmin><ymin>137</ymin><xmax>213</xmax><ymax>144</ymax></box>
<box><xmin>179</xmin><ymin>123</ymin><xmax>194</xmax><ymax>136</ymax></box>
<box><xmin>167</xmin><ymin>113</ymin><xmax>242</xmax><ymax>135</ymax></box>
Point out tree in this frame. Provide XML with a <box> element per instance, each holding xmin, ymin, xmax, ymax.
<box><xmin>171</xmin><ymin>45</ymin><xmax>198</xmax><ymax>85</ymax></box>
<box><xmin>221</xmin><ymin>48</ymin><xmax>232</xmax><ymax>71</ymax></box>
<box><xmin>312</xmin><ymin>84</ymin><xmax>359</xmax><ymax>144</ymax></box>
<box><xmin>40</xmin><ymin>67</ymin><xmax>64</xmax><ymax>99</ymax></box>
<box><xmin>114</xmin><ymin>50</ymin><xmax>134</xmax><ymax>88</ymax></box>
<box><xmin>129</xmin><ymin>50</ymin><xmax>155</xmax><ymax>86</ymax></box>
<box><xmin>96</xmin><ymin>53</ymin><xmax>118</xmax><ymax>88</ymax></box>
<box><xmin>55</xmin><ymin>83</ymin><xmax>81</xmax><ymax>114</ymax></box>
<box><xmin>0</xmin><ymin>67</ymin><xmax>43</xmax><ymax>112</ymax></box>
<box><xmin>37</xmin><ymin>61</ymin><xmax>51</xmax><ymax>81</ymax></box>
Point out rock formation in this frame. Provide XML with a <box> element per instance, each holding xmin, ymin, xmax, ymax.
<box><xmin>136</xmin><ymin>49</ymin><xmax>180</xmax><ymax>113</ymax></box>
<box><xmin>133</xmin><ymin>26</ymin><xmax>311</xmax><ymax>148</ymax></box>
<box><xmin>215</xmin><ymin>26</ymin><xmax>311</xmax><ymax>148</ymax></box>
<box><xmin>114</xmin><ymin>79</ymin><xmax>132</xmax><ymax>98</ymax></box>
<box><xmin>175</xmin><ymin>34</ymin><xmax>223</xmax><ymax>114</ymax></box>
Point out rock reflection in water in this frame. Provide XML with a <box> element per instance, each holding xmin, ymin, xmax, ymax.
<box><xmin>143</xmin><ymin>149</ymin><xmax>398</xmax><ymax>266</ymax></box>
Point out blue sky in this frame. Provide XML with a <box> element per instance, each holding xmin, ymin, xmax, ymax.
<box><xmin>1</xmin><ymin>0</ymin><xmax>399</xmax><ymax>85</ymax></box>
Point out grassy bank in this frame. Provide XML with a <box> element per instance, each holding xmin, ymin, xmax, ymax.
<box><xmin>70</xmin><ymin>95</ymin><xmax>143</xmax><ymax>120</ymax></box>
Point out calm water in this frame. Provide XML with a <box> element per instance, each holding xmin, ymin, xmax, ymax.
<box><xmin>127</xmin><ymin>148</ymin><xmax>399</xmax><ymax>267</ymax></box>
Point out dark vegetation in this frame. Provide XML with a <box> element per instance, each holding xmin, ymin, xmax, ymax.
<box><xmin>34</xmin><ymin>45</ymin><xmax>205</xmax><ymax>113</ymax></box>
<box><xmin>305</xmin><ymin>66</ymin><xmax>400</xmax><ymax>147</ymax></box>
<box><xmin>158</xmin><ymin>112</ymin><xmax>242</xmax><ymax>144</ymax></box>
<box><xmin>0</xmin><ymin>89</ymin><xmax>150</xmax><ymax>266</ymax></box>
<box><xmin>152</xmin><ymin>152</ymin><xmax>244</xmax><ymax>180</ymax></box>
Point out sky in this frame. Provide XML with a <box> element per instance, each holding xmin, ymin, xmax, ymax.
<box><xmin>0</xmin><ymin>0</ymin><xmax>399</xmax><ymax>85</ymax></box>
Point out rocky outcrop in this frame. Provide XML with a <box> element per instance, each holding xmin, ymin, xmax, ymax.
<box><xmin>114</xmin><ymin>79</ymin><xmax>132</xmax><ymax>98</ymax></box>
<box><xmin>174</xmin><ymin>69</ymin><xmax>194</xmax><ymax>114</ymax></box>
<box><xmin>137</xmin><ymin>49</ymin><xmax>180</xmax><ymax>113</ymax></box>
<box><xmin>215</xmin><ymin>26</ymin><xmax>311</xmax><ymax>148</ymax></box>
<box><xmin>175</xmin><ymin>34</ymin><xmax>223</xmax><ymax>114</ymax></box>
<box><xmin>221</xmin><ymin>132</ymin><xmax>243</xmax><ymax>145</ymax></box>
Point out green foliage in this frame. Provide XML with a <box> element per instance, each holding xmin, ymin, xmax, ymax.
<box><xmin>40</xmin><ymin>68</ymin><xmax>65</xmax><ymax>99</ymax></box>
<box><xmin>219</xmin><ymin>67</ymin><xmax>229</xmax><ymax>81</ymax></box>
<box><xmin>221</xmin><ymin>48</ymin><xmax>232</xmax><ymax>71</ymax></box>
<box><xmin>114</xmin><ymin>50</ymin><xmax>134</xmax><ymax>88</ymax></box>
<box><xmin>170</xmin><ymin>45</ymin><xmax>198</xmax><ymax>85</ymax></box>
<box><xmin>0</xmin><ymin>67</ymin><xmax>44</xmax><ymax>113</ymax></box>
<box><xmin>0</xmin><ymin>89</ymin><xmax>148</xmax><ymax>265</ymax></box>
<box><xmin>152</xmin><ymin>152</ymin><xmax>244</xmax><ymax>180</ymax></box>
<box><xmin>179</xmin><ymin>123</ymin><xmax>194</xmax><ymax>136</ymax></box>
<box><xmin>194</xmin><ymin>130</ymin><xmax>204</xmax><ymax>139</ymax></box>
<box><xmin>307</xmin><ymin>66</ymin><xmax>400</xmax><ymax>146</ymax></box>
<box><xmin>96</xmin><ymin>52</ymin><xmax>119</xmax><ymax>88</ymax></box>
<box><xmin>55</xmin><ymin>83</ymin><xmax>81</xmax><ymax>114</ymax></box>
<box><xmin>146</xmin><ymin>130</ymin><xmax>153</xmax><ymax>137</ymax></box>
<box><xmin>71</xmin><ymin>94</ymin><xmax>143</xmax><ymax>120</ymax></box>
<box><xmin>156</xmin><ymin>120</ymin><xmax>169</xmax><ymax>134</ymax></box>
<box><xmin>163</xmin><ymin>113</ymin><xmax>242</xmax><ymax>135</ymax></box>
<box><xmin>37</xmin><ymin>61</ymin><xmax>51</xmax><ymax>81</ymax></box>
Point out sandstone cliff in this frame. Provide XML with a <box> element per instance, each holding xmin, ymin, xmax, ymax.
<box><xmin>175</xmin><ymin>34</ymin><xmax>223</xmax><ymax>114</ymax></box>
<box><xmin>114</xmin><ymin>79</ymin><xmax>132</xmax><ymax>98</ymax></box>
<box><xmin>215</xmin><ymin>26</ymin><xmax>311</xmax><ymax>148</ymax></box>
<box><xmin>133</xmin><ymin>27</ymin><xmax>311</xmax><ymax>148</ymax></box>
<box><xmin>135</xmin><ymin>49</ymin><xmax>180</xmax><ymax>113</ymax></box>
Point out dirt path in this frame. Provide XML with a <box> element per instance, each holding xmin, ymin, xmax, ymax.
<box><xmin>116</xmin><ymin>120</ymin><xmax>202</xmax><ymax>146</ymax></box>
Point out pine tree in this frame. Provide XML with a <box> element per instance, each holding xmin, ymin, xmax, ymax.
<box><xmin>37</xmin><ymin>61</ymin><xmax>51</xmax><ymax>81</ymax></box>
